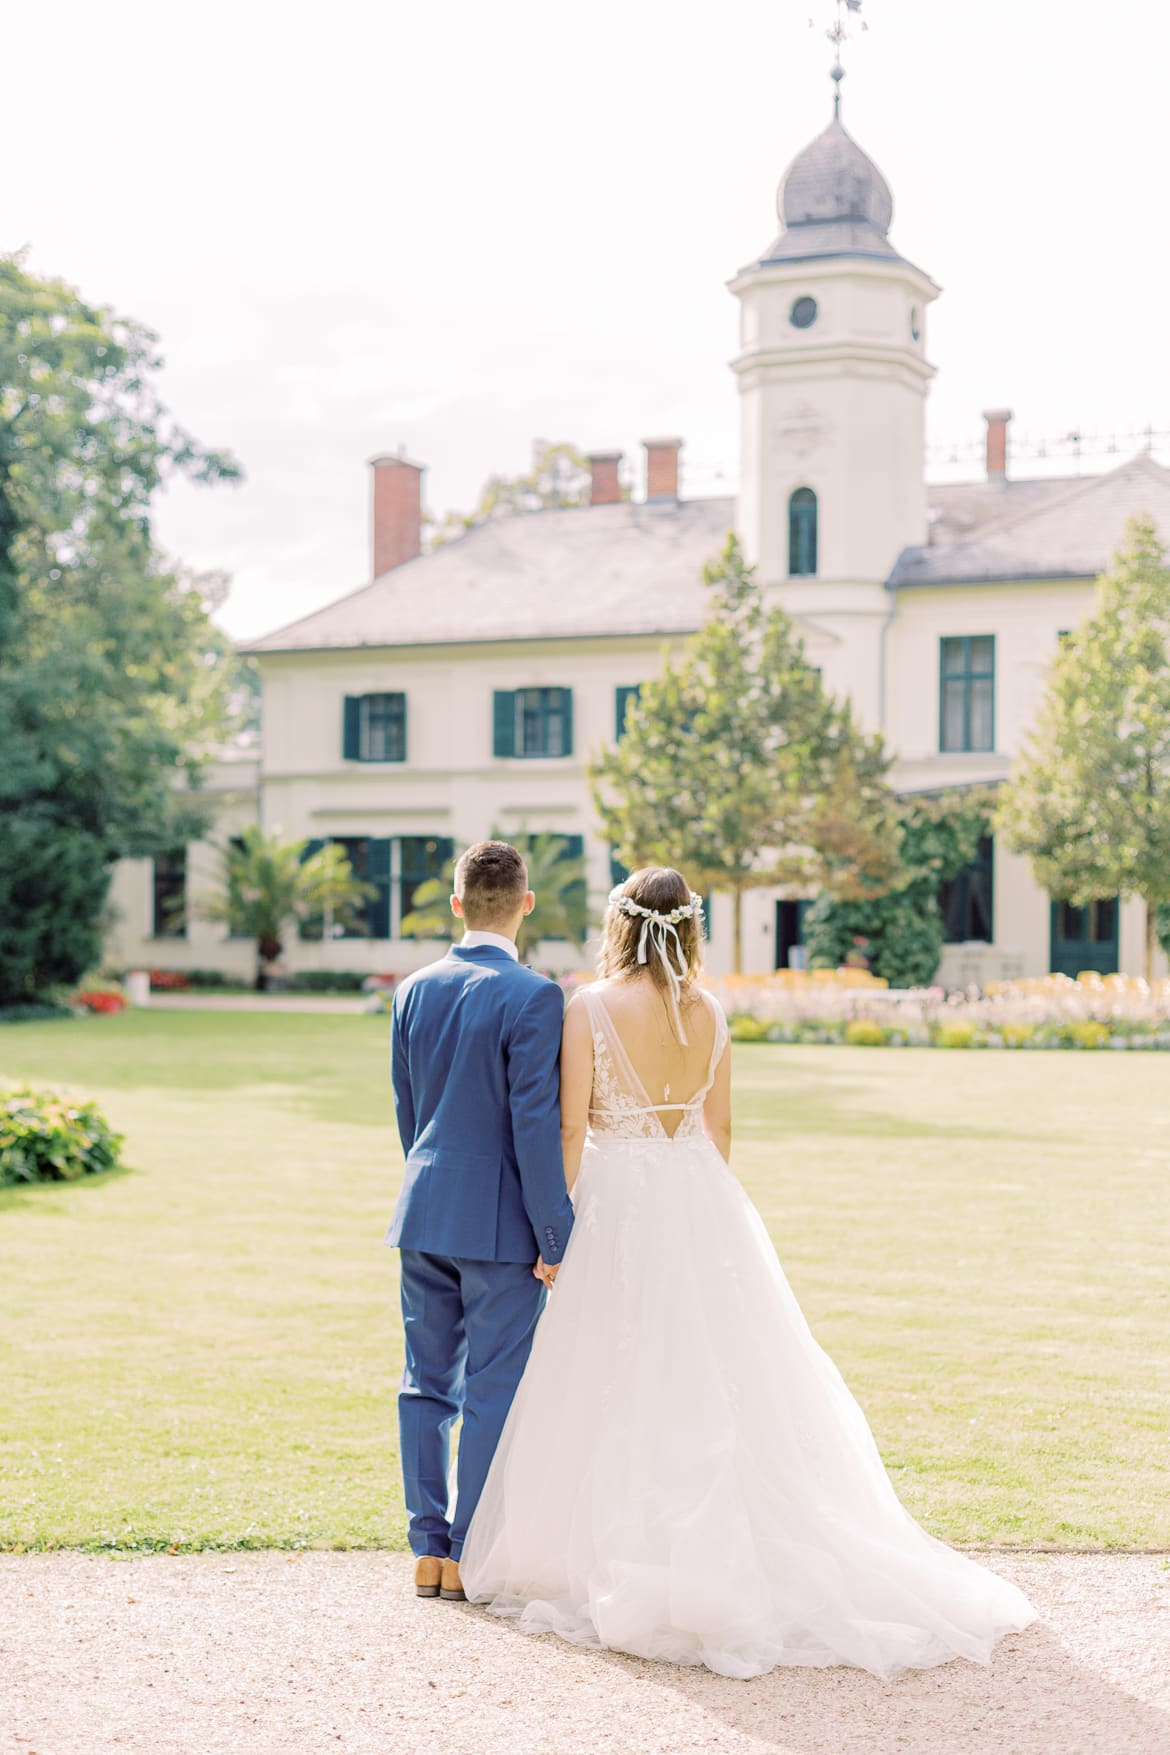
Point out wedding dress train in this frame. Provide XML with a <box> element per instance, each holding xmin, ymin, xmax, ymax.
<box><xmin>460</xmin><ymin>985</ymin><xmax>1035</xmax><ymax>1680</ymax></box>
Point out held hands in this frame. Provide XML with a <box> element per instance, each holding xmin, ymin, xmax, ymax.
<box><xmin>533</xmin><ymin>1255</ymin><xmax>559</xmax><ymax>1290</ymax></box>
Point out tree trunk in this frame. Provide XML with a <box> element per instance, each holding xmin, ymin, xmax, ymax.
<box><xmin>732</xmin><ymin>887</ymin><xmax>744</xmax><ymax>976</ymax></box>
<box><xmin>1146</xmin><ymin>898</ymin><xmax>1157</xmax><ymax>984</ymax></box>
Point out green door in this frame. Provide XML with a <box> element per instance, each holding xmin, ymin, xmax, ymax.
<box><xmin>1049</xmin><ymin>898</ymin><xmax>1120</xmax><ymax>977</ymax></box>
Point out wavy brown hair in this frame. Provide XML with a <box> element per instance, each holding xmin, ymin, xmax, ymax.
<box><xmin>598</xmin><ymin>867</ymin><xmax>706</xmax><ymax>1015</ymax></box>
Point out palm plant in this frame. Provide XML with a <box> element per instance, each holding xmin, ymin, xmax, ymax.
<box><xmin>400</xmin><ymin>831</ymin><xmax>589</xmax><ymax>961</ymax></box>
<box><xmin>203</xmin><ymin>828</ymin><xmax>373</xmax><ymax>988</ymax></box>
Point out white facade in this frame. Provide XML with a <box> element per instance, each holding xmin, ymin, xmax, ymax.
<box><xmin>106</xmin><ymin>111</ymin><xmax>1170</xmax><ymax>986</ymax></box>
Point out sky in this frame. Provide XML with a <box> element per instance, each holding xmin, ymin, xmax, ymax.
<box><xmin>7</xmin><ymin>0</ymin><xmax>1169</xmax><ymax>639</ymax></box>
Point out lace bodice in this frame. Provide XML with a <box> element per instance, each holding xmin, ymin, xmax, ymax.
<box><xmin>580</xmin><ymin>984</ymin><xmax>729</xmax><ymax>1143</ymax></box>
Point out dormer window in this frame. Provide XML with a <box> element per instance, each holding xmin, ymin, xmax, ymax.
<box><xmin>788</xmin><ymin>488</ymin><xmax>818</xmax><ymax>577</ymax></box>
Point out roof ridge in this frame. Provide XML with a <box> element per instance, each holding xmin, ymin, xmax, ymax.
<box><xmin>944</xmin><ymin>453</ymin><xmax>1169</xmax><ymax>553</ymax></box>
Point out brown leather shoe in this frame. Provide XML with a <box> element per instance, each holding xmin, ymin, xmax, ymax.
<box><xmin>414</xmin><ymin>1556</ymin><xmax>443</xmax><ymax>1598</ymax></box>
<box><xmin>440</xmin><ymin>1558</ymin><xmax>466</xmax><ymax>1602</ymax></box>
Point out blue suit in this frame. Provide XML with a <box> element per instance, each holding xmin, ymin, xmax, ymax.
<box><xmin>386</xmin><ymin>943</ymin><xmax>574</xmax><ymax>1559</ymax></box>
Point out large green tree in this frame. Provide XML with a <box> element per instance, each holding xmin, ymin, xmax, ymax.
<box><xmin>999</xmin><ymin>516</ymin><xmax>1170</xmax><ymax>979</ymax></box>
<box><xmin>803</xmin><ymin>789</ymin><xmax>994</xmax><ymax>986</ymax></box>
<box><xmin>0</xmin><ymin>255</ymin><xmax>243</xmax><ymax>1004</ymax></box>
<box><xmin>591</xmin><ymin>534</ymin><xmax>900</xmax><ymax>971</ymax></box>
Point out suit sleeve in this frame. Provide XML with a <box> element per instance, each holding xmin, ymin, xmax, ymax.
<box><xmin>390</xmin><ymin>988</ymin><xmax>416</xmax><ymax>1159</ymax></box>
<box><xmin>506</xmin><ymin>981</ymin><xmax>575</xmax><ymax>1264</ymax></box>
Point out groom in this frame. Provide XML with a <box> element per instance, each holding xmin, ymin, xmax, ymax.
<box><xmin>386</xmin><ymin>840</ymin><xmax>575</xmax><ymax>1602</ymax></box>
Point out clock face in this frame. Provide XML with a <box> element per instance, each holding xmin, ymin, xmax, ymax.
<box><xmin>790</xmin><ymin>295</ymin><xmax>818</xmax><ymax>330</ymax></box>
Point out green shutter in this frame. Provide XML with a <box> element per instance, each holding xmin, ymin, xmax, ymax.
<box><xmin>615</xmin><ymin>684</ymin><xmax>641</xmax><ymax>740</ymax></box>
<box><xmin>367</xmin><ymin>838</ymin><xmax>392</xmax><ymax>939</ymax></box>
<box><xmin>560</xmin><ymin>688</ymin><xmax>573</xmax><ymax>757</ymax></box>
<box><xmin>343</xmin><ymin>696</ymin><xmax>362</xmax><ymax>760</ymax></box>
<box><xmin>493</xmin><ymin>690</ymin><xmax>516</xmax><ymax>757</ymax></box>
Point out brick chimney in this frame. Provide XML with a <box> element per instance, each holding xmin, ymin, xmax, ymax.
<box><xmin>983</xmin><ymin>409</ymin><xmax>1012</xmax><ymax>483</ymax></box>
<box><xmin>369</xmin><ymin>451</ymin><xmax>424</xmax><ymax>575</ymax></box>
<box><xmin>586</xmin><ymin>450</ymin><xmax>623</xmax><ymax>507</ymax></box>
<box><xmin>643</xmin><ymin>437</ymin><xmax>682</xmax><ymax>502</ymax></box>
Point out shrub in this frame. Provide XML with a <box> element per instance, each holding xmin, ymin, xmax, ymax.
<box><xmin>805</xmin><ymin>890</ymin><xmax>945</xmax><ymax>988</ymax></box>
<box><xmin>1001</xmin><ymin>1022</ymin><xmax>1036</xmax><ymax>1048</ymax></box>
<box><xmin>1068</xmin><ymin>1020</ymin><xmax>1110</xmax><ymax>1050</ymax></box>
<box><xmin>0</xmin><ymin>1085</ymin><xmax>124</xmax><ymax>1186</ymax></box>
<box><xmin>287</xmin><ymin>971</ymin><xmax>368</xmax><ymax>992</ymax></box>
<box><xmin>181</xmin><ymin>969</ymin><xmax>236</xmax><ymax>988</ymax></box>
<box><xmin>0</xmin><ymin>1000</ymin><xmax>73</xmax><ymax>1024</ymax></box>
<box><xmin>729</xmin><ymin>1015</ymin><xmax>771</xmax><ymax>1043</ymax></box>
<box><xmin>843</xmin><ymin>1019</ymin><xmax>889</xmax><ymax>1047</ymax></box>
<box><xmin>73</xmin><ymin>987</ymin><xmax>128</xmax><ymax>1015</ymax></box>
<box><xmin>935</xmin><ymin>1021</ymin><xmax>980</xmax><ymax>1049</ymax></box>
<box><xmin>148</xmin><ymin>969</ymin><xmax>190</xmax><ymax>991</ymax></box>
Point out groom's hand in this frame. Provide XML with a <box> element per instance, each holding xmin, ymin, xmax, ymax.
<box><xmin>533</xmin><ymin>1255</ymin><xmax>559</xmax><ymax>1289</ymax></box>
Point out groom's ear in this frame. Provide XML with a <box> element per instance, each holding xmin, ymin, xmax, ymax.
<box><xmin>450</xmin><ymin>893</ymin><xmax>464</xmax><ymax>919</ymax></box>
<box><xmin>521</xmin><ymin>890</ymin><xmax>536</xmax><ymax>917</ymax></box>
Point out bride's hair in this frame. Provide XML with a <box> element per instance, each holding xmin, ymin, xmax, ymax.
<box><xmin>598</xmin><ymin>867</ymin><xmax>706</xmax><ymax>1010</ymax></box>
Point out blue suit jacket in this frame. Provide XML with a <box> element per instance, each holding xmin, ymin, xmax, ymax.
<box><xmin>385</xmin><ymin>945</ymin><xmax>575</xmax><ymax>1265</ymax></box>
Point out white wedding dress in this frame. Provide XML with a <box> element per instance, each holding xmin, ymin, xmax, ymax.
<box><xmin>460</xmin><ymin>983</ymin><xmax>1035</xmax><ymax>1680</ymax></box>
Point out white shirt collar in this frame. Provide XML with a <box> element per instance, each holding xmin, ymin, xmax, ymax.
<box><xmin>460</xmin><ymin>929</ymin><xmax>519</xmax><ymax>961</ymax></box>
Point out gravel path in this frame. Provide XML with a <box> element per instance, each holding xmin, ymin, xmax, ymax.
<box><xmin>3</xmin><ymin>1552</ymin><xmax>1167</xmax><ymax>1755</ymax></box>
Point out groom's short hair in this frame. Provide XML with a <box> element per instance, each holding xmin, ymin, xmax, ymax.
<box><xmin>455</xmin><ymin>840</ymin><xmax>529</xmax><ymax>925</ymax></box>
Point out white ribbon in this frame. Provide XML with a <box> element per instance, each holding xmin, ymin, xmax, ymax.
<box><xmin>610</xmin><ymin>888</ymin><xmax>704</xmax><ymax>1045</ymax></box>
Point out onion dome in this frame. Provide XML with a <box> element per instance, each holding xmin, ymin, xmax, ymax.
<box><xmin>757</xmin><ymin>117</ymin><xmax>902</xmax><ymax>265</ymax></box>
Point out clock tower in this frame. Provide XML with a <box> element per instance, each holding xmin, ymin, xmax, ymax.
<box><xmin>729</xmin><ymin>109</ymin><xmax>939</xmax><ymax>728</ymax></box>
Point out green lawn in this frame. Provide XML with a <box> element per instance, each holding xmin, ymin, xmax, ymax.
<box><xmin>1</xmin><ymin>1013</ymin><xmax>1167</xmax><ymax>1552</ymax></box>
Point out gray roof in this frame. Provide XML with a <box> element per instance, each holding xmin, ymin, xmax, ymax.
<box><xmin>892</xmin><ymin>454</ymin><xmax>1170</xmax><ymax>587</ymax></box>
<box><xmin>246</xmin><ymin>496</ymin><xmax>736</xmax><ymax>654</ymax></box>
<box><xmin>756</xmin><ymin>118</ymin><xmax>905</xmax><ymax>267</ymax></box>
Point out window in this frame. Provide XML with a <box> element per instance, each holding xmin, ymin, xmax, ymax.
<box><xmin>941</xmin><ymin>835</ymin><xmax>994</xmax><ymax>943</ymax></box>
<box><xmin>493</xmin><ymin>688</ymin><xmax>573</xmax><ymax>758</ymax></box>
<box><xmin>788</xmin><ymin>488</ymin><xmax>817</xmax><ymax>577</ymax></box>
<box><xmin>615</xmin><ymin>685</ymin><xmax>641</xmax><ymax>740</ymax></box>
<box><xmin>342</xmin><ymin>693</ymin><xmax>406</xmax><ymax>763</ymax></box>
<box><xmin>152</xmin><ymin>848</ymin><xmax>187</xmax><ymax>938</ymax></box>
<box><xmin>790</xmin><ymin>296</ymin><xmax>818</xmax><ymax>329</ymax></box>
<box><xmin>939</xmin><ymin>635</ymin><xmax>995</xmax><ymax>753</ymax></box>
<box><xmin>398</xmin><ymin>836</ymin><xmax>454</xmax><ymax>932</ymax></box>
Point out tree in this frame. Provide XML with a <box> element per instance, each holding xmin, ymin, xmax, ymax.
<box><xmin>400</xmin><ymin>831</ymin><xmax>589</xmax><ymax>960</ymax></box>
<box><xmin>591</xmin><ymin>534</ymin><xmax>900</xmax><ymax>971</ymax></box>
<box><xmin>0</xmin><ymin>254</ymin><xmax>243</xmax><ymax>1004</ymax></box>
<box><xmin>201</xmin><ymin>829</ymin><xmax>374</xmax><ymax>989</ymax></box>
<box><xmin>424</xmin><ymin>440</ymin><xmax>593</xmax><ymax>548</ymax></box>
<box><xmin>999</xmin><ymin>516</ymin><xmax>1170</xmax><ymax>979</ymax></box>
<box><xmin>804</xmin><ymin>790</ymin><xmax>993</xmax><ymax>985</ymax></box>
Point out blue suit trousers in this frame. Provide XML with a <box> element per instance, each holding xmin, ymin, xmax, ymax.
<box><xmin>398</xmin><ymin>1250</ymin><xmax>545</xmax><ymax>1560</ymax></box>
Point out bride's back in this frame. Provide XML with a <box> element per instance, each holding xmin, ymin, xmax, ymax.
<box><xmin>587</xmin><ymin>976</ymin><xmax>718</xmax><ymax>1112</ymax></box>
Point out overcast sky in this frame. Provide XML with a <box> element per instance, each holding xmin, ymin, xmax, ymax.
<box><xmin>8</xmin><ymin>0</ymin><xmax>1167</xmax><ymax>638</ymax></box>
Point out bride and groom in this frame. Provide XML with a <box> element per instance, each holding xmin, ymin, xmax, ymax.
<box><xmin>386</xmin><ymin>840</ymin><xmax>1034</xmax><ymax>1679</ymax></box>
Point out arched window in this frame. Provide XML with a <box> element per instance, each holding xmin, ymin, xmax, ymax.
<box><xmin>788</xmin><ymin>487</ymin><xmax>818</xmax><ymax>577</ymax></box>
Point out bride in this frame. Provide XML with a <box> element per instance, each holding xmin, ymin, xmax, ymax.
<box><xmin>460</xmin><ymin>867</ymin><xmax>1035</xmax><ymax>1680</ymax></box>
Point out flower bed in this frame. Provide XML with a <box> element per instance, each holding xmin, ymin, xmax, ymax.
<box><xmin>705</xmin><ymin>971</ymin><xmax>1170</xmax><ymax>1049</ymax></box>
<box><xmin>72</xmin><ymin>987</ymin><xmax>128</xmax><ymax>1015</ymax></box>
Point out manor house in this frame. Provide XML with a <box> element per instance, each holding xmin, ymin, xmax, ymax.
<box><xmin>107</xmin><ymin>108</ymin><xmax>1170</xmax><ymax>983</ymax></box>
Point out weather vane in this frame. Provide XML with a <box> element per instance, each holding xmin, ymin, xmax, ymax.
<box><xmin>814</xmin><ymin>0</ymin><xmax>867</xmax><ymax>119</ymax></box>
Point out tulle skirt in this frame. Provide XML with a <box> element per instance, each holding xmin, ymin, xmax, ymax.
<box><xmin>460</xmin><ymin>1134</ymin><xmax>1036</xmax><ymax>1680</ymax></box>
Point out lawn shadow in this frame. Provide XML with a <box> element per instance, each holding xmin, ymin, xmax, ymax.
<box><xmin>0</xmin><ymin>1161</ymin><xmax>135</xmax><ymax>1215</ymax></box>
<box><xmin>586</xmin><ymin>1619</ymin><xmax>1169</xmax><ymax>1753</ymax></box>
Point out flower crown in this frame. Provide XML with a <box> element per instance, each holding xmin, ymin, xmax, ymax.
<box><xmin>607</xmin><ymin>886</ymin><xmax>704</xmax><ymax>928</ymax></box>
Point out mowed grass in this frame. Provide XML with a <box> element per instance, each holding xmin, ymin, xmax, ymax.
<box><xmin>1</xmin><ymin>1012</ymin><xmax>1167</xmax><ymax>1552</ymax></box>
